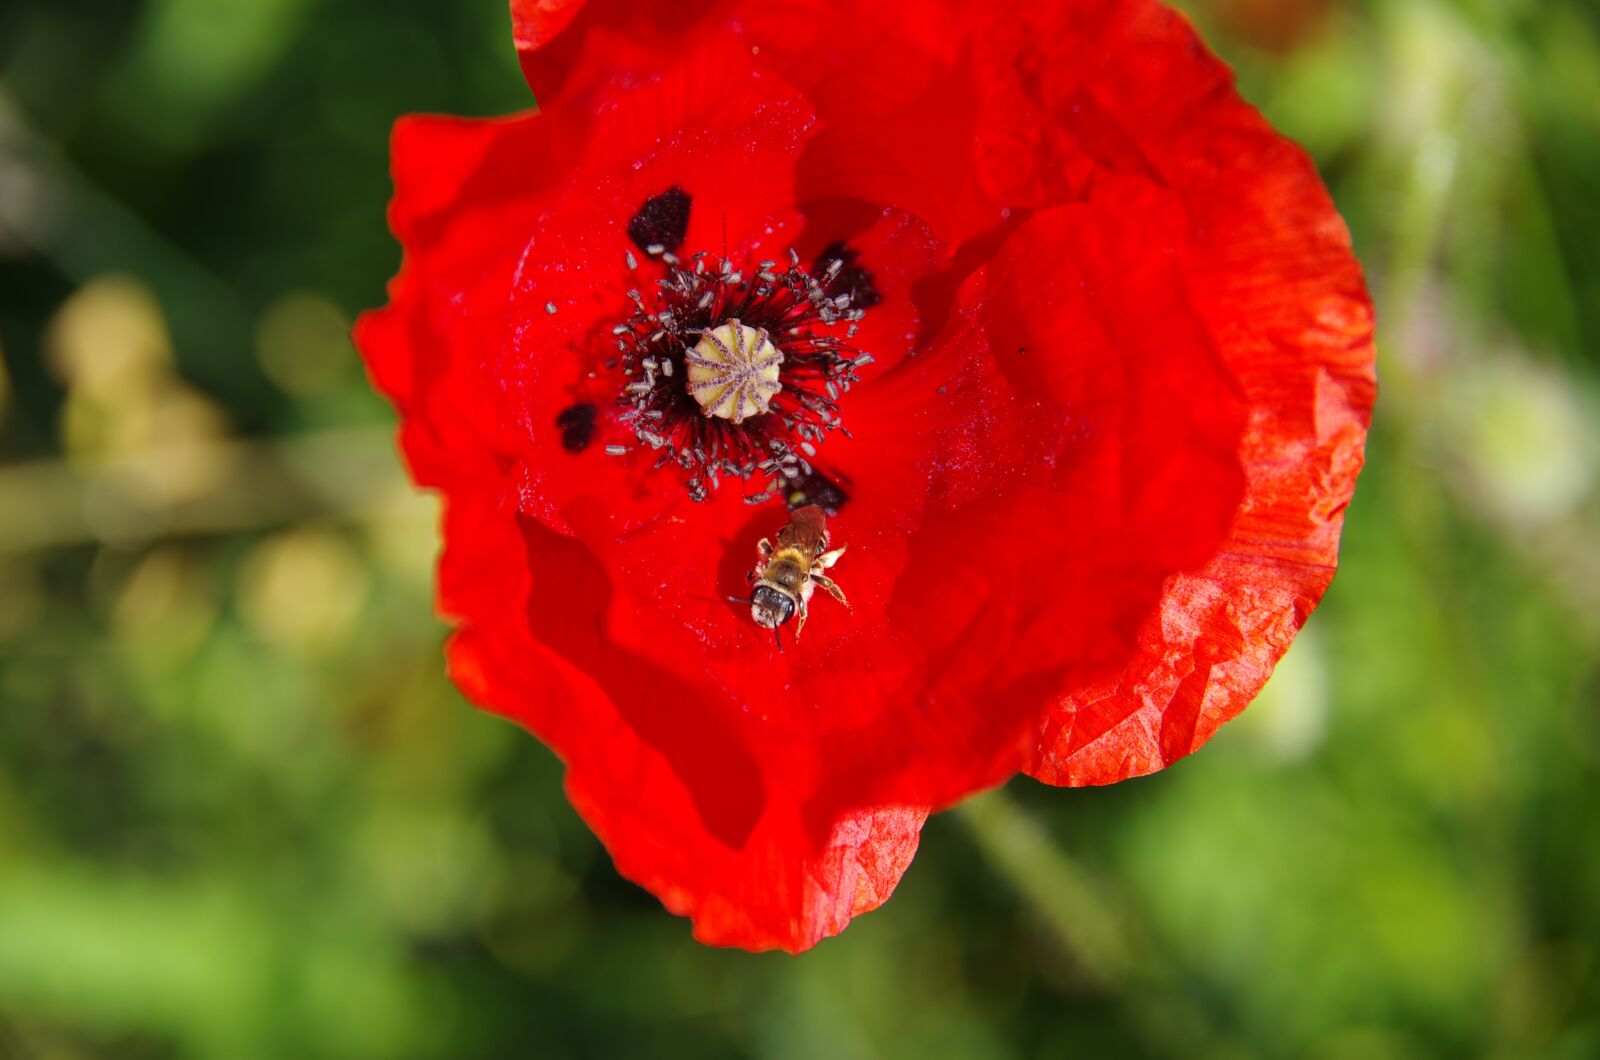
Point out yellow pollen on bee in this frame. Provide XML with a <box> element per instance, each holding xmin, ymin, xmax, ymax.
<box><xmin>685</xmin><ymin>319</ymin><xmax>783</xmax><ymax>424</ymax></box>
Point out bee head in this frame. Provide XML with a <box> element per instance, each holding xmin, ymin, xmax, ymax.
<box><xmin>749</xmin><ymin>584</ymin><xmax>796</xmax><ymax>629</ymax></box>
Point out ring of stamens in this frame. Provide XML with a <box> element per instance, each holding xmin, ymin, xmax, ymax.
<box><xmin>610</xmin><ymin>248</ymin><xmax>874</xmax><ymax>503</ymax></box>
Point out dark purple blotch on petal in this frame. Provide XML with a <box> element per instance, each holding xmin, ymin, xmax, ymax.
<box><xmin>815</xmin><ymin>241</ymin><xmax>881</xmax><ymax>309</ymax></box>
<box><xmin>557</xmin><ymin>402</ymin><xmax>598</xmax><ymax>453</ymax></box>
<box><xmin>628</xmin><ymin>186</ymin><xmax>692</xmax><ymax>253</ymax></box>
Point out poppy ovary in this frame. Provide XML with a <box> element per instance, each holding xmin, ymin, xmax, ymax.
<box><xmin>686</xmin><ymin>320</ymin><xmax>784</xmax><ymax>424</ymax></box>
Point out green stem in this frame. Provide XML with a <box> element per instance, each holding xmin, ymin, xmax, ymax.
<box><xmin>957</xmin><ymin>788</ymin><xmax>1223</xmax><ymax>1054</ymax></box>
<box><xmin>954</xmin><ymin>789</ymin><xmax>1134</xmax><ymax>984</ymax></box>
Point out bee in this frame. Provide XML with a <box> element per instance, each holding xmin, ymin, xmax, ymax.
<box><xmin>736</xmin><ymin>504</ymin><xmax>848</xmax><ymax>648</ymax></box>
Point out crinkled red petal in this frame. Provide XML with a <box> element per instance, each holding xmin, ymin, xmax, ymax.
<box><xmin>963</xmin><ymin>1</ymin><xmax>1377</xmax><ymax>783</ymax></box>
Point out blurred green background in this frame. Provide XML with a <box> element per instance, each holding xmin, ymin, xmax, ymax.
<box><xmin>2</xmin><ymin>0</ymin><xmax>1599</xmax><ymax>1056</ymax></box>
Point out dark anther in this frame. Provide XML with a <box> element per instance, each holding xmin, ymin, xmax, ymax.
<box><xmin>783</xmin><ymin>468</ymin><xmax>850</xmax><ymax>515</ymax></box>
<box><xmin>627</xmin><ymin>186</ymin><xmax>692</xmax><ymax>254</ymax></box>
<box><xmin>814</xmin><ymin>241</ymin><xmax>881</xmax><ymax>309</ymax></box>
<box><xmin>556</xmin><ymin>402</ymin><xmax>598</xmax><ymax>453</ymax></box>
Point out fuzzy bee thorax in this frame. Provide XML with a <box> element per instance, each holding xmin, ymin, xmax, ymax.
<box><xmin>760</xmin><ymin>549</ymin><xmax>812</xmax><ymax>594</ymax></box>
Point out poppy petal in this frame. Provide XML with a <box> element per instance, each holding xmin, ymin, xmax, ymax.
<box><xmin>966</xmin><ymin>1</ymin><xmax>1378</xmax><ymax>783</ymax></box>
<box><xmin>363</xmin><ymin>0</ymin><xmax>1378</xmax><ymax>950</ymax></box>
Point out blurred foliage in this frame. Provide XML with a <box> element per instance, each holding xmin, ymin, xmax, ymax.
<box><xmin>2</xmin><ymin>0</ymin><xmax>1599</xmax><ymax>1057</ymax></box>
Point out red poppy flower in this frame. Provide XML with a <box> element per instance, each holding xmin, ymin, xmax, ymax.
<box><xmin>357</xmin><ymin>0</ymin><xmax>1376</xmax><ymax>952</ymax></box>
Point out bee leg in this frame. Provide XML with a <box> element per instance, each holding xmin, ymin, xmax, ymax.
<box><xmin>815</xmin><ymin>544</ymin><xmax>847</xmax><ymax>570</ymax></box>
<box><xmin>757</xmin><ymin>538</ymin><xmax>774</xmax><ymax>560</ymax></box>
<box><xmin>795</xmin><ymin>601</ymin><xmax>809</xmax><ymax>640</ymax></box>
<box><xmin>812</xmin><ymin>574</ymin><xmax>849</xmax><ymax>609</ymax></box>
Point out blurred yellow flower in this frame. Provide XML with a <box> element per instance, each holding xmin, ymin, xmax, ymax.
<box><xmin>256</xmin><ymin>292</ymin><xmax>357</xmax><ymax>397</ymax></box>
<box><xmin>45</xmin><ymin>276</ymin><xmax>234</xmax><ymax>544</ymax></box>
<box><xmin>236</xmin><ymin>525</ymin><xmax>368</xmax><ymax>654</ymax></box>
<box><xmin>112</xmin><ymin>547</ymin><xmax>219</xmax><ymax>664</ymax></box>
